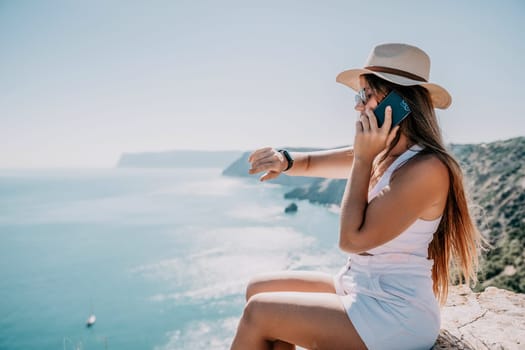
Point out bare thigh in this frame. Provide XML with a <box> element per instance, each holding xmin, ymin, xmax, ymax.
<box><xmin>239</xmin><ymin>291</ymin><xmax>367</xmax><ymax>350</ymax></box>
<box><xmin>246</xmin><ymin>271</ymin><xmax>336</xmax><ymax>300</ymax></box>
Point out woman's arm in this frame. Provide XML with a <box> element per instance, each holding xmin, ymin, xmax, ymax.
<box><xmin>338</xmin><ymin>108</ymin><xmax>449</xmax><ymax>253</ymax></box>
<box><xmin>248</xmin><ymin>147</ymin><xmax>354</xmax><ymax>181</ymax></box>
<box><xmin>339</xmin><ymin>155</ymin><xmax>449</xmax><ymax>253</ymax></box>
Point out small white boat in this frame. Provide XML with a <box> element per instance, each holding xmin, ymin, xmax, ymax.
<box><xmin>86</xmin><ymin>314</ymin><xmax>96</xmax><ymax>327</ymax></box>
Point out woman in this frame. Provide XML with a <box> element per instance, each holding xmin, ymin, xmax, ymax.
<box><xmin>230</xmin><ymin>43</ymin><xmax>483</xmax><ymax>350</ymax></box>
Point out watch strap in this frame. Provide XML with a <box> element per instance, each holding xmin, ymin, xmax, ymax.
<box><xmin>278</xmin><ymin>149</ymin><xmax>294</xmax><ymax>172</ymax></box>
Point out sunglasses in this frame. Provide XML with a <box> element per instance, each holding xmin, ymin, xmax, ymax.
<box><xmin>355</xmin><ymin>88</ymin><xmax>368</xmax><ymax>105</ymax></box>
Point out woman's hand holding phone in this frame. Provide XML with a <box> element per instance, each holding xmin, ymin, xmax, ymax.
<box><xmin>374</xmin><ymin>91</ymin><xmax>411</xmax><ymax>128</ymax></box>
<box><xmin>354</xmin><ymin>106</ymin><xmax>400</xmax><ymax>163</ymax></box>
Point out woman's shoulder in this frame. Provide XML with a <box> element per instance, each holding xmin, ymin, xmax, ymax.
<box><xmin>393</xmin><ymin>152</ymin><xmax>450</xmax><ymax>189</ymax></box>
<box><xmin>411</xmin><ymin>151</ymin><xmax>448</xmax><ymax>167</ymax></box>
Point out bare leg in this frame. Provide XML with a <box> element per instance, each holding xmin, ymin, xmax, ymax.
<box><xmin>239</xmin><ymin>270</ymin><xmax>338</xmax><ymax>350</ymax></box>
<box><xmin>230</xmin><ymin>291</ymin><xmax>367</xmax><ymax>350</ymax></box>
<box><xmin>246</xmin><ymin>271</ymin><xmax>336</xmax><ymax>301</ymax></box>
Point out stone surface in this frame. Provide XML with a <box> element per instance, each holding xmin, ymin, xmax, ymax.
<box><xmin>434</xmin><ymin>285</ymin><xmax>525</xmax><ymax>349</ymax></box>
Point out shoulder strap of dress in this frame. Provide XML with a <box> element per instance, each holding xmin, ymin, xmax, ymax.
<box><xmin>388</xmin><ymin>145</ymin><xmax>424</xmax><ymax>173</ymax></box>
<box><xmin>368</xmin><ymin>145</ymin><xmax>424</xmax><ymax>199</ymax></box>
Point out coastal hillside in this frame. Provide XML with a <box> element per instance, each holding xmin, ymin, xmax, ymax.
<box><xmin>453</xmin><ymin>137</ymin><xmax>525</xmax><ymax>293</ymax></box>
<box><xmin>224</xmin><ymin>137</ymin><xmax>525</xmax><ymax>294</ymax></box>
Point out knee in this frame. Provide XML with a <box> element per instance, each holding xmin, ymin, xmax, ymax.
<box><xmin>245</xmin><ymin>275</ymin><xmax>266</xmax><ymax>301</ymax></box>
<box><xmin>241</xmin><ymin>293</ymin><xmax>267</xmax><ymax>327</ymax></box>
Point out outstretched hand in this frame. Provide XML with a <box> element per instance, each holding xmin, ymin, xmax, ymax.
<box><xmin>248</xmin><ymin>147</ymin><xmax>287</xmax><ymax>182</ymax></box>
<box><xmin>354</xmin><ymin>106</ymin><xmax>400</xmax><ymax>163</ymax></box>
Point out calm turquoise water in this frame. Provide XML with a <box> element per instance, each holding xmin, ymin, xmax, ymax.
<box><xmin>0</xmin><ymin>168</ymin><xmax>344</xmax><ymax>350</ymax></box>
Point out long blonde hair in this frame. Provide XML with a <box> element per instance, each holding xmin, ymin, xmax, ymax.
<box><xmin>365</xmin><ymin>74</ymin><xmax>484</xmax><ymax>304</ymax></box>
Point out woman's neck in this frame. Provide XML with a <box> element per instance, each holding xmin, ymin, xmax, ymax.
<box><xmin>388</xmin><ymin>134</ymin><xmax>413</xmax><ymax>157</ymax></box>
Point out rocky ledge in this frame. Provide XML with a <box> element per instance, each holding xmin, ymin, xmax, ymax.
<box><xmin>434</xmin><ymin>285</ymin><xmax>525</xmax><ymax>349</ymax></box>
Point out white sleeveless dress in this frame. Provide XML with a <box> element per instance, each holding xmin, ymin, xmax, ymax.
<box><xmin>333</xmin><ymin>145</ymin><xmax>441</xmax><ymax>350</ymax></box>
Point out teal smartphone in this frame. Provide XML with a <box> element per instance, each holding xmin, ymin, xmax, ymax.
<box><xmin>374</xmin><ymin>91</ymin><xmax>411</xmax><ymax>128</ymax></box>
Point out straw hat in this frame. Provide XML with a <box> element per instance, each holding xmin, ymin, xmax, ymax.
<box><xmin>336</xmin><ymin>43</ymin><xmax>452</xmax><ymax>109</ymax></box>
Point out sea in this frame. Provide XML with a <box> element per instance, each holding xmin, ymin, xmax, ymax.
<box><xmin>0</xmin><ymin>167</ymin><xmax>345</xmax><ymax>350</ymax></box>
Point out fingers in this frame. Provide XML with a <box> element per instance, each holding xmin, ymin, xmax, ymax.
<box><xmin>248</xmin><ymin>159</ymin><xmax>277</xmax><ymax>174</ymax></box>
<box><xmin>248</xmin><ymin>147</ymin><xmax>275</xmax><ymax>170</ymax></box>
<box><xmin>359</xmin><ymin>112</ymin><xmax>370</xmax><ymax>131</ymax></box>
<box><xmin>381</xmin><ymin>106</ymin><xmax>393</xmax><ymax>133</ymax></box>
<box><xmin>359</xmin><ymin>109</ymin><xmax>382</xmax><ymax>132</ymax></box>
<box><xmin>248</xmin><ymin>147</ymin><xmax>273</xmax><ymax>163</ymax></box>
<box><xmin>354</xmin><ymin>105</ymin><xmax>395</xmax><ymax>162</ymax></box>
<box><xmin>355</xmin><ymin>120</ymin><xmax>363</xmax><ymax>133</ymax></box>
<box><xmin>260</xmin><ymin>170</ymin><xmax>280</xmax><ymax>182</ymax></box>
<box><xmin>248</xmin><ymin>147</ymin><xmax>284</xmax><ymax>175</ymax></box>
<box><xmin>366</xmin><ymin>108</ymin><xmax>379</xmax><ymax>130</ymax></box>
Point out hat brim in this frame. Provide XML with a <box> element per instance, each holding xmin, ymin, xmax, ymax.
<box><xmin>336</xmin><ymin>68</ymin><xmax>452</xmax><ymax>109</ymax></box>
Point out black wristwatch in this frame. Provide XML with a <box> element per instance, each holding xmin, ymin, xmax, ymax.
<box><xmin>278</xmin><ymin>149</ymin><xmax>294</xmax><ymax>172</ymax></box>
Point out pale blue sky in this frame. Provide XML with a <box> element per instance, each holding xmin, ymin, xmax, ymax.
<box><xmin>1</xmin><ymin>0</ymin><xmax>524</xmax><ymax>167</ymax></box>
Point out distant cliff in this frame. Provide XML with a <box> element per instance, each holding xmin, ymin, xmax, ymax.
<box><xmin>223</xmin><ymin>137</ymin><xmax>525</xmax><ymax>294</ymax></box>
<box><xmin>117</xmin><ymin>150</ymin><xmax>243</xmax><ymax>168</ymax></box>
